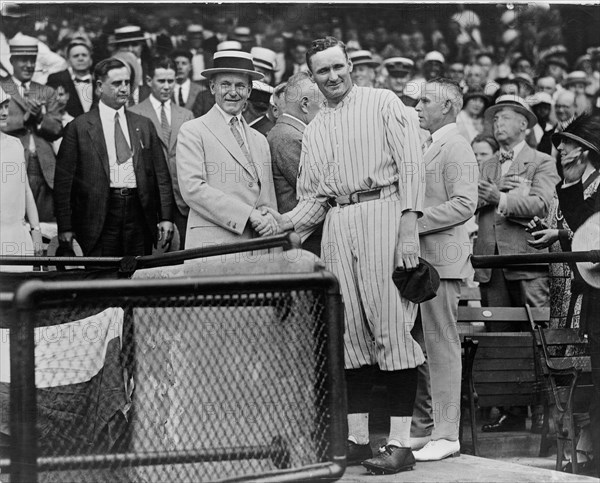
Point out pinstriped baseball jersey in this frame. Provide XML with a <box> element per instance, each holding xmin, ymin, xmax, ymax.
<box><xmin>287</xmin><ymin>85</ymin><xmax>426</xmax><ymax>370</ymax></box>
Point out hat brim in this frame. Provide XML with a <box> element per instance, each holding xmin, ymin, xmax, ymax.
<box><xmin>110</xmin><ymin>36</ymin><xmax>146</xmax><ymax>44</ymax></box>
<box><xmin>572</xmin><ymin>212</ymin><xmax>600</xmax><ymax>289</ymax></box>
<box><xmin>201</xmin><ymin>67</ymin><xmax>264</xmax><ymax>81</ymax></box>
<box><xmin>353</xmin><ymin>60</ymin><xmax>380</xmax><ymax>68</ymax></box>
<box><xmin>563</xmin><ymin>79</ymin><xmax>591</xmax><ymax>87</ymax></box>
<box><xmin>551</xmin><ymin>130</ymin><xmax>600</xmax><ymax>155</ymax></box>
<box><xmin>484</xmin><ymin>104</ymin><xmax>537</xmax><ymax>129</ymax></box>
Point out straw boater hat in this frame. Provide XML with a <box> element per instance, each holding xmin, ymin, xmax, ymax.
<box><xmin>383</xmin><ymin>57</ymin><xmax>414</xmax><ymax>77</ymax></box>
<box><xmin>186</xmin><ymin>24</ymin><xmax>203</xmax><ymax>36</ymax></box>
<box><xmin>526</xmin><ymin>92</ymin><xmax>553</xmax><ymax>107</ymax></box>
<box><xmin>216</xmin><ymin>40</ymin><xmax>242</xmax><ymax>52</ymax></box>
<box><xmin>563</xmin><ymin>71</ymin><xmax>591</xmax><ymax>88</ymax></box>
<box><xmin>201</xmin><ymin>51</ymin><xmax>263</xmax><ymax>81</ymax></box>
<box><xmin>251</xmin><ymin>47</ymin><xmax>276</xmax><ymax>72</ymax></box>
<box><xmin>484</xmin><ymin>94</ymin><xmax>537</xmax><ymax>129</ymax></box>
<box><xmin>551</xmin><ymin>114</ymin><xmax>600</xmax><ymax>156</ymax></box>
<box><xmin>110</xmin><ymin>25</ymin><xmax>146</xmax><ymax>45</ymax></box>
<box><xmin>249</xmin><ymin>80</ymin><xmax>274</xmax><ymax>104</ymax></box>
<box><xmin>8</xmin><ymin>37</ymin><xmax>38</xmax><ymax>56</ymax></box>
<box><xmin>423</xmin><ymin>51</ymin><xmax>445</xmax><ymax>64</ymax></box>
<box><xmin>349</xmin><ymin>50</ymin><xmax>380</xmax><ymax>68</ymax></box>
<box><xmin>1</xmin><ymin>3</ymin><xmax>29</xmax><ymax>18</ymax></box>
<box><xmin>572</xmin><ymin>212</ymin><xmax>600</xmax><ymax>289</ymax></box>
<box><xmin>231</xmin><ymin>26</ymin><xmax>253</xmax><ymax>43</ymax></box>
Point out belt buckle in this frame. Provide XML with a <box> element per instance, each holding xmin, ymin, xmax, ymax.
<box><xmin>349</xmin><ymin>192</ymin><xmax>359</xmax><ymax>204</ymax></box>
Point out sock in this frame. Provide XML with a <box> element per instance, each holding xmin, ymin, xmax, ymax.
<box><xmin>388</xmin><ymin>416</ymin><xmax>412</xmax><ymax>448</ymax></box>
<box><xmin>348</xmin><ymin>413</ymin><xmax>369</xmax><ymax>445</ymax></box>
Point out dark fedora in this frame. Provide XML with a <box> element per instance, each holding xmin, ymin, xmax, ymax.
<box><xmin>552</xmin><ymin>114</ymin><xmax>600</xmax><ymax>155</ymax></box>
<box><xmin>201</xmin><ymin>51</ymin><xmax>263</xmax><ymax>80</ymax></box>
<box><xmin>392</xmin><ymin>257</ymin><xmax>440</xmax><ymax>304</ymax></box>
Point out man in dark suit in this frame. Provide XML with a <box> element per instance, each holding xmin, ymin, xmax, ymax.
<box><xmin>0</xmin><ymin>37</ymin><xmax>62</xmax><ymax>222</ymax></box>
<box><xmin>266</xmin><ymin>72</ymin><xmax>323</xmax><ymax>255</ymax></box>
<box><xmin>55</xmin><ymin>58</ymin><xmax>174</xmax><ymax>256</ymax></box>
<box><xmin>171</xmin><ymin>49</ymin><xmax>206</xmax><ymax>118</ymax></box>
<box><xmin>130</xmin><ymin>56</ymin><xmax>194</xmax><ymax>249</ymax></box>
<box><xmin>47</xmin><ymin>38</ymin><xmax>95</xmax><ymax>119</ymax></box>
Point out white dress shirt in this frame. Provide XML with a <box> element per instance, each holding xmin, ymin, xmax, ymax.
<box><xmin>215</xmin><ymin>103</ymin><xmax>248</xmax><ymax>146</ymax></box>
<box><xmin>497</xmin><ymin>139</ymin><xmax>527</xmax><ymax>214</ymax></box>
<box><xmin>69</xmin><ymin>67</ymin><xmax>93</xmax><ymax>113</ymax></box>
<box><xmin>149</xmin><ymin>95</ymin><xmax>171</xmax><ymax>126</ymax></box>
<box><xmin>98</xmin><ymin>101</ymin><xmax>136</xmax><ymax>188</ymax></box>
<box><xmin>176</xmin><ymin>79</ymin><xmax>191</xmax><ymax>106</ymax></box>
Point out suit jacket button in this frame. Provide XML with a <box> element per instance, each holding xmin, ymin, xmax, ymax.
<box><xmin>248</xmin><ymin>182</ymin><xmax>254</xmax><ymax>188</ymax></box>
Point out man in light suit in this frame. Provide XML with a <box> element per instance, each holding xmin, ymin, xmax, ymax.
<box><xmin>176</xmin><ymin>51</ymin><xmax>278</xmax><ymax>249</ymax></box>
<box><xmin>55</xmin><ymin>58</ymin><xmax>174</xmax><ymax>256</ymax></box>
<box><xmin>410</xmin><ymin>78</ymin><xmax>479</xmax><ymax>460</ymax></box>
<box><xmin>0</xmin><ymin>37</ymin><xmax>62</xmax><ymax>222</ymax></box>
<box><xmin>267</xmin><ymin>72</ymin><xmax>324</xmax><ymax>255</ymax></box>
<box><xmin>171</xmin><ymin>49</ymin><xmax>206</xmax><ymax>118</ymax></box>
<box><xmin>130</xmin><ymin>56</ymin><xmax>194</xmax><ymax>249</ymax></box>
<box><xmin>473</xmin><ymin>95</ymin><xmax>560</xmax><ymax>432</ymax></box>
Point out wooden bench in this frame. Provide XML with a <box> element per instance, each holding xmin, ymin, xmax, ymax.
<box><xmin>458</xmin><ymin>306</ymin><xmax>550</xmax><ymax>456</ymax></box>
<box><xmin>529</xmin><ymin>313</ymin><xmax>593</xmax><ymax>473</ymax></box>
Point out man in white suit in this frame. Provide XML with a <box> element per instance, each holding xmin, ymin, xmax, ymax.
<box><xmin>411</xmin><ymin>78</ymin><xmax>479</xmax><ymax>460</ymax></box>
<box><xmin>129</xmin><ymin>56</ymin><xmax>194</xmax><ymax>249</ymax></box>
<box><xmin>176</xmin><ymin>51</ymin><xmax>278</xmax><ymax>249</ymax></box>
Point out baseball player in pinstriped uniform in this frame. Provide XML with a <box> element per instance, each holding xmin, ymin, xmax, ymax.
<box><xmin>267</xmin><ymin>37</ymin><xmax>425</xmax><ymax>475</ymax></box>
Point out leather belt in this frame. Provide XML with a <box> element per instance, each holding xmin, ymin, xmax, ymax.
<box><xmin>110</xmin><ymin>187</ymin><xmax>137</xmax><ymax>196</ymax></box>
<box><xmin>327</xmin><ymin>188</ymin><xmax>382</xmax><ymax>207</ymax></box>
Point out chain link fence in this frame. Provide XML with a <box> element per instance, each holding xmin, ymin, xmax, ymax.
<box><xmin>2</xmin><ymin>269</ymin><xmax>346</xmax><ymax>482</ymax></box>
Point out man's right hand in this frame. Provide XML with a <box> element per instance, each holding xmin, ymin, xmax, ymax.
<box><xmin>58</xmin><ymin>231</ymin><xmax>75</xmax><ymax>248</ymax></box>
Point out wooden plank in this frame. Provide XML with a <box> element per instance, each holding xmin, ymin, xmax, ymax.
<box><xmin>479</xmin><ymin>395</ymin><xmax>536</xmax><ymax>406</ymax></box>
<box><xmin>475</xmin><ymin>347</ymin><xmax>533</xmax><ymax>359</ymax></box>
<box><xmin>459</xmin><ymin>286</ymin><xmax>481</xmax><ymax>301</ymax></box>
<box><xmin>473</xmin><ymin>370</ymin><xmax>537</xmax><ymax>383</ymax></box>
<box><xmin>475</xmin><ymin>359</ymin><xmax>535</xmax><ymax>371</ymax></box>
<box><xmin>458</xmin><ymin>306</ymin><xmax>549</xmax><ymax>323</ymax></box>
<box><xmin>475</xmin><ymin>339</ymin><xmax>533</xmax><ymax>349</ymax></box>
<box><xmin>542</xmin><ymin>329</ymin><xmax>588</xmax><ymax>345</ymax></box>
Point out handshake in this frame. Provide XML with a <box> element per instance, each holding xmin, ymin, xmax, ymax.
<box><xmin>249</xmin><ymin>206</ymin><xmax>293</xmax><ymax>237</ymax></box>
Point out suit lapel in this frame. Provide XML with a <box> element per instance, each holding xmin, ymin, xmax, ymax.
<box><xmin>87</xmin><ymin>110</ymin><xmax>110</xmax><ymax>180</ymax></box>
<box><xmin>203</xmin><ymin>106</ymin><xmax>257</xmax><ymax>179</ymax></box>
<box><xmin>1</xmin><ymin>78</ymin><xmax>28</xmax><ymax>111</ymax></box>
<box><xmin>139</xmin><ymin>99</ymin><xmax>167</xmax><ymax>149</ymax></box>
<box><xmin>506</xmin><ymin>143</ymin><xmax>534</xmax><ymax>177</ymax></box>
<box><xmin>125</xmin><ymin>111</ymin><xmax>140</xmax><ymax>169</ymax></box>
<box><xmin>170</xmin><ymin>106</ymin><xmax>184</xmax><ymax>151</ymax></box>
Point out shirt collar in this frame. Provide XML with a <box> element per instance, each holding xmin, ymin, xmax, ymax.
<box><xmin>179</xmin><ymin>78</ymin><xmax>191</xmax><ymax>89</ymax></box>
<box><xmin>149</xmin><ymin>95</ymin><xmax>170</xmax><ymax>110</ymax></box>
<box><xmin>12</xmin><ymin>76</ymin><xmax>29</xmax><ymax>89</ymax></box>
<box><xmin>214</xmin><ymin>102</ymin><xmax>242</xmax><ymax>126</ymax></box>
<box><xmin>501</xmin><ymin>139</ymin><xmax>526</xmax><ymax>159</ymax></box>
<box><xmin>99</xmin><ymin>100</ymin><xmax>126</xmax><ymax>120</ymax></box>
<box><xmin>322</xmin><ymin>84</ymin><xmax>357</xmax><ymax>111</ymax></box>
<box><xmin>431</xmin><ymin>123</ymin><xmax>456</xmax><ymax>144</ymax></box>
<box><xmin>282</xmin><ymin>113</ymin><xmax>307</xmax><ymax>128</ymax></box>
<box><xmin>68</xmin><ymin>67</ymin><xmax>91</xmax><ymax>81</ymax></box>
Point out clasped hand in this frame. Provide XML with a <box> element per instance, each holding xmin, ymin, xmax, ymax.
<box><xmin>526</xmin><ymin>216</ymin><xmax>558</xmax><ymax>249</ymax></box>
<box><xmin>478</xmin><ymin>179</ymin><xmax>501</xmax><ymax>205</ymax></box>
<box><xmin>250</xmin><ymin>207</ymin><xmax>292</xmax><ymax>237</ymax></box>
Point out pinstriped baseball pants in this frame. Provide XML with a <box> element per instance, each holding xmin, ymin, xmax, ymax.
<box><xmin>322</xmin><ymin>198</ymin><xmax>425</xmax><ymax>371</ymax></box>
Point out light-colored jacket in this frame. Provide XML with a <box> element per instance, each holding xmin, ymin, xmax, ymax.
<box><xmin>176</xmin><ymin>104</ymin><xmax>277</xmax><ymax>248</ymax></box>
<box><xmin>418</xmin><ymin>125</ymin><xmax>479</xmax><ymax>280</ymax></box>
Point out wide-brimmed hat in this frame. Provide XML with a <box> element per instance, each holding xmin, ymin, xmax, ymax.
<box><xmin>0</xmin><ymin>85</ymin><xmax>11</xmax><ymax>104</ymax></box>
<box><xmin>249</xmin><ymin>80</ymin><xmax>274</xmax><ymax>104</ymax></box>
<box><xmin>392</xmin><ymin>257</ymin><xmax>440</xmax><ymax>304</ymax></box>
<box><xmin>251</xmin><ymin>47</ymin><xmax>276</xmax><ymax>72</ymax></box>
<box><xmin>349</xmin><ymin>50</ymin><xmax>380</xmax><ymax>68</ymax></box>
<box><xmin>484</xmin><ymin>94</ymin><xmax>537</xmax><ymax>129</ymax></box>
<box><xmin>551</xmin><ymin>114</ymin><xmax>600</xmax><ymax>155</ymax></box>
<box><xmin>9</xmin><ymin>37</ymin><xmax>38</xmax><ymax>56</ymax></box>
<box><xmin>463</xmin><ymin>88</ymin><xmax>490</xmax><ymax>107</ymax></box>
<box><xmin>110</xmin><ymin>25</ymin><xmax>146</xmax><ymax>45</ymax></box>
<box><xmin>572</xmin><ymin>212</ymin><xmax>600</xmax><ymax>289</ymax></box>
<box><xmin>563</xmin><ymin>70</ymin><xmax>591</xmax><ymax>88</ymax></box>
<box><xmin>513</xmin><ymin>72</ymin><xmax>534</xmax><ymax>90</ymax></box>
<box><xmin>384</xmin><ymin>57</ymin><xmax>414</xmax><ymax>78</ymax></box>
<box><xmin>526</xmin><ymin>92</ymin><xmax>553</xmax><ymax>107</ymax></box>
<box><xmin>544</xmin><ymin>56</ymin><xmax>569</xmax><ymax>70</ymax></box>
<box><xmin>201</xmin><ymin>51</ymin><xmax>263</xmax><ymax>80</ymax></box>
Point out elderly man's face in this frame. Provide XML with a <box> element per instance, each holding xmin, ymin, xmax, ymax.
<box><xmin>555</xmin><ymin>93</ymin><xmax>576</xmax><ymax>121</ymax></box>
<box><xmin>98</xmin><ymin>66</ymin><xmax>130</xmax><ymax>110</ymax></box>
<box><xmin>536</xmin><ymin>77</ymin><xmax>556</xmax><ymax>95</ymax></box>
<box><xmin>11</xmin><ymin>55</ymin><xmax>36</xmax><ymax>82</ymax></box>
<box><xmin>415</xmin><ymin>83</ymin><xmax>448</xmax><ymax>132</ymax></box>
<box><xmin>351</xmin><ymin>64</ymin><xmax>375</xmax><ymax>87</ymax></box>
<box><xmin>210</xmin><ymin>73</ymin><xmax>251</xmax><ymax>116</ymax></box>
<box><xmin>493</xmin><ymin>108</ymin><xmax>527</xmax><ymax>144</ymax></box>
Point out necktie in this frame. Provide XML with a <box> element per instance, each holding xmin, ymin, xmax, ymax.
<box><xmin>229</xmin><ymin>117</ymin><xmax>258</xmax><ymax>178</ymax></box>
<box><xmin>74</xmin><ymin>77</ymin><xmax>91</xmax><ymax>84</ymax></box>
<box><xmin>178</xmin><ymin>86</ymin><xmax>185</xmax><ymax>106</ymax></box>
<box><xmin>160</xmin><ymin>102</ymin><xmax>171</xmax><ymax>144</ymax></box>
<box><xmin>422</xmin><ymin>135</ymin><xmax>433</xmax><ymax>154</ymax></box>
<box><xmin>114</xmin><ymin>112</ymin><xmax>132</xmax><ymax>164</ymax></box>
<box><xmin>499</xmin><ymin>150</ymin><xmax>514</xmax><ymax>164</ymax></box>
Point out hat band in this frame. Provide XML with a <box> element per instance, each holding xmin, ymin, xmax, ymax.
<box><xmin>352</xmin><ymin>55</ymin><xmax>373</xmax><ymax>64</ymax></box>
<box><xmin>254</xmin><ymin>60</ymin><xmax>274</xmax><ymax>71</ymax></box>
<box><xmin>213</xmin><ymin>56</ymin><xmax>256</xmax><ymax>72</ymax></box>
<box><xmin>558</xmin><ymin>132</ymin><xmax>600</xmax><ymax>156</ymax></box>
<box><xmin>10</xmin><ymin>47</ymin><xmax>38</xmax><ymax>56</ymax></box>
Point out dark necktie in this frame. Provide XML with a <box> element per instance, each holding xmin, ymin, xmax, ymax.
<box><xmin>178</xmin><ymin>86</ymin><xmax>185</xmax><ymax>107</ymax></box>
<box><xmin>499</xmin><ymin>150</ymin><xmax>514</xmax><ymax>164</ymax></box>
<box><xmin>229</xmin><ymin>117</ymin><xmax>258</xmax><ymax>178</ymax></box>
<box><xmin>114</xmin><ymin>112</ymin><xmax>132</xmax><ymax>164</ymax></box>
<box><xmin>74</xmin><ymin>77</ymin><xmax>91</xmax><ymax>84</ymax></box>
<box><xmin>160</xmin><ymin>102</ymin><xmax>171</xmax><ymax>144</ymax></box>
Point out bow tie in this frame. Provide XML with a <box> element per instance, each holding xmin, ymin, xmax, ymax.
<box><xmin>74</xmin><ymin>77</ymin><xmax>91</xmax><ymax>84</ymax></box>
<box><xmin>499</xmin><ymin>150</ymin><xmax>514</xmax><ymax>164</ymax></box>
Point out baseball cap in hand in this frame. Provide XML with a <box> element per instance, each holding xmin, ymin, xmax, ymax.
<box><xmin>392</xmin><ymin>257</ymin><xmax>440</xmax><ymax>304</ymax></box>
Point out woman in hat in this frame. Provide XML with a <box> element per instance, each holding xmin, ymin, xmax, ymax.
<box><xmin>528</xmin><ymin>114</ymin><xmax>600</xmax><ymax>475</ymax></box>
<box><xmin>456</xmin><ymin>89</ymin><xmax>490</xmax><ymax>143</ymax></box>
<box><xmin>0</xmin><ymin>87</ymin><xmax>43</xmax><ymax>272</ymax></box>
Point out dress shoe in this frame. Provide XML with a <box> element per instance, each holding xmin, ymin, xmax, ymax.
<box><xmin>361</xmin><ymin>444</ymin><xmax>415</xmax><ymax>475</ymax></box>
<box><xmin>481</xmin><ymin>414</ymin><xmax>526</xmax><ymax>432</ymax></box>
<box><xmin>347</xmin><ymin>439</ymin><xmax>373</xmax><ymax>465</ymax></box>
<box><xmin>413</xmin><ymin>439</ymin><xmax>460</xmax><ymax>461</ymax></box>
<box><xmin>410</xmin><ymin>435</ymin><xmax>431</xmax><ymax>450</ymax></box>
